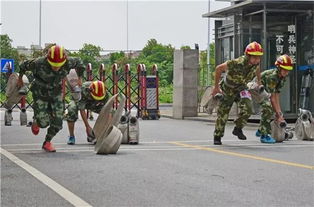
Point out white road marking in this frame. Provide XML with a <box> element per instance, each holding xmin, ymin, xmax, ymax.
<box><xmin>0</xmin><ymin>147</ymin><xmax>92</xmax><ymax>207</ymax></box>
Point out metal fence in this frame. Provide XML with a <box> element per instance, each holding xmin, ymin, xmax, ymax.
<box><xmin>0</xmin><ymin>63</ymin><xmax>159</xmax><ymax>120</ymax></box>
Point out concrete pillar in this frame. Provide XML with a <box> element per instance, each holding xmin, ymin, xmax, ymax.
<box><xmin>173</xmin><ymin>49</ymin><xmax>199</xmax><ymax>119</ymax></box>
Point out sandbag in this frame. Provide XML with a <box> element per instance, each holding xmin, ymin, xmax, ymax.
<box><xmin>118</xmin><ymin>113</ymin><xmax>129</xmax><ymax>144</ymax></box>
<box><xmin>295</xmin><ymin>109</ymin><xmax>314</xmax><ymax>141</ymax></box>
<box><xmin>4</xmin><ymin>110</ymin><xmax>13</xmax><ymax>126</ymax></box>
<box><xmin>270</xmin><ymin>121</ymin><xmax>286</xmax><ymax>142</ymax></box>
<box><xmin>95</xmin><ymin>126</ymin><xmax>122</xmax><ymax>154</ymax></box>
<box><xmin>247</xmin><ymin>81</ymin><xmax>270</xmax><ymax>103</ymax></box>
<box><xmin>200</xmin><ymin>86</ymin><xmax>223</xmax><ymax>114</ymax></box>
<box><xmin>66</xmin><ymin>69</ymin><xmax>81</xmax><ymax>102</ymax></box>
<box><xmin>93</xmin><ymin>94</ymin><xmax>126</xmax><ymax>154</ymax></box>
<box><xmin>128</xmin><ymin>116</ymin><xmax>139</xmax><ymax>144</ymax></box>
<box><xmin>4</xmin><ymin>73</ymin><xmax>29</xmax><ymax>109</ymax></box>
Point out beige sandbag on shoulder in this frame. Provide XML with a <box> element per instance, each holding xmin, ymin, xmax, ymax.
<box><xmin>66</xmin><ymin>69</ymin><xmax>81</xmax><ymax>102</ymax></box>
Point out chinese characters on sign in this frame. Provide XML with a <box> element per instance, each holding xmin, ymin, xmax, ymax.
<box><xmin>274</xmin><ymin>24</ymin><xmax>296</xmax><ymax>64</ymax></box>
<box><xmin>288</xmin><ymin>24</ymin><xmax>296</xmax><ymax>63</ymax></box>
<box><xmin>276</xmin><ymin>35</ymin><xmax>284</xmax><ymax>54</ymax></box>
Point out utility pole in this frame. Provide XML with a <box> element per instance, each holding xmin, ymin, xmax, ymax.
<box><xmin>39</xmin><ymin>0</ymin><xmax>42</xmax><ymax>47</ymax></box>
<box><xmin>207</xmin><ymin>0</ymin><xmax>211</xmax><ymax>86</ymax></box>
<box><xmin>126</xmin><ymin>0</ymin><xmax>129</xmax><ymax>55</ymax></box>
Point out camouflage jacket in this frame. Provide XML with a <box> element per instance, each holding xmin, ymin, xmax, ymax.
<box><xmin>261</xmin><ymin>69</ymin><xmax>287</xmax><ymax>94</ymax></box>
<box><xmin>77</xmin><ymin>81</ymin><xmax>108</xmax><ymax>113</ymax></box>
<box><xmin>222</xmin><ymin>55</ymin><xmax>259</xmax><ymax>93</ymax></box>
<box><xmin>19</xmin><ymin>57</ymin><xmax>85</xmax><ymax>99</ymax></box>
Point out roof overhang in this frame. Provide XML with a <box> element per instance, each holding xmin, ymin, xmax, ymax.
<box><xmin>203</xmin><ymin>0</ymin><xmax>314</xmax><ymax>18</ymax></box>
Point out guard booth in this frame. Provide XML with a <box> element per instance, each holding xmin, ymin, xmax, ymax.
<box><xmin>203</xmin><ymin>0</ymin><xmax>314</xmax><ymax>118</ymax></box>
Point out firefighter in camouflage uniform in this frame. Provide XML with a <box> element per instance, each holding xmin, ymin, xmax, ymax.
<box><xmin>17</xmin><ymin>45</ymin><xmax>85</xmax><ymax>152</ymax></box>
<box><xmin>255</xmin><ymin>54</ymin><xmax>294</xmax><ymax>143</ymax></box>
<box><xmin>65</xmin><ymin>80</ymin><xmax>108</xmax><ymax>145</ymax></box>
<box><xmin>212</xmin><ymin>42</ymin><xmax>263</xmax><ymax>145</ymax></box>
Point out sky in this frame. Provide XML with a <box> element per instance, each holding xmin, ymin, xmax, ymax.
<box><xmin>0</xmin><ymin>0</ymin><xmax>230</xmax><ymax>51</ymax></box>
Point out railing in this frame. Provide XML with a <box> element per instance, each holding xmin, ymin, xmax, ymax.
<box><xmin>1</xmin><ymin>63</ymin><xmax>159</xmax><ymax>120</ymax></box>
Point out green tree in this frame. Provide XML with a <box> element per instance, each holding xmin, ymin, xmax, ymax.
<box><xmin>199</xmin><ymin>50</ymin><xmax>208</xmax><ymax>86</ymax></box>
<box><xmin>199</xmin><ymin>43</ymin><xmax>215</xmax><ymax>87</ymax></box>
<box><xmin>133</xmin><ymin>39</ymin><xmax>174</xmax><ymax>86</ymax></box>
<box><xmin>209</xmin><ymin>42</ymin><xmax>215</xmax><ymax>85</ymax></box>
<box><xmin>67</xmin><ymin>43</ymin><xmax>105</xmax><ymax>78</ymax></box>
<box><xmin>180</xmin><ymin>46</ymin><xmax>191</xmax><ymax>50</ymax></box>
<box><xmin>77</xmin><ymin>43</ymin><xmax>102</xmax><ymax>69</ymax></box>
<box><xmin>0</xmin><ymin>35</ymin><xmax>20</xmax><ymax>103</ymax></box>
<box><xmin>142</xmin><ymin>39</ymin><xmax>158</xmax><ymax>57</ymax></box>
<box><xmin>68</xmin><ymin>51</ymin><xmax>80</xmax><ymax>57</ymax></box>
<box><xmin>0</xmin><ymin>34</ymin><xmax>20</xmax><ymax>68</ymax></box>
<box><xmin>109</xmin><ymin>51</ymin><xmax>131</xmax><ymax>66</ymax></box>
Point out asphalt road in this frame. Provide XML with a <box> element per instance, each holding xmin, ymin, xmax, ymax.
<box><xmin>1</xmin><ymin>110</ymin><xmax>314</xmax><ymax>207</ymax></box>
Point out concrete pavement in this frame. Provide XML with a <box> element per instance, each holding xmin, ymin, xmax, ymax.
<box><xmin>1</xmin><ymin>108</ymin><xmax>313</xmax><ymax>207</ymax></box>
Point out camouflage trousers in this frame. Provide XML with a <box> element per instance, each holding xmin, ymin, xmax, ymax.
<box><xmin>258</xmin><ymin>99</ymin><xmax>273</xmax><ymax>135</ymax></box>
<box><xmin>214</xmin><ymin>91</ymin><xmax>253</xmax><ymax>138</ymax></box>
<box><xmin>32</xmin><ymin>93</ymin><xmax>64</xmax><ymax>142</ymax></box>
<box><xmin>64</xmin><ymin>101</ymin><xmax>102</xmax><ymax>122</ymax></box>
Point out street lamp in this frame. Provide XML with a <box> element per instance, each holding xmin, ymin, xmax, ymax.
<box><xmin>207</xmin><ymin>0</ymin><xmax>211</xmax><ymax>86</ymax></box>
<box><xmin>126</xmin><ymin>0</ymin><xmax>129</xmax><ymax>54</ymax></box>
<box><xmin>39</xmin><ymin>0</ymin><xmax>42</xmax><ymax>47</ymax></box>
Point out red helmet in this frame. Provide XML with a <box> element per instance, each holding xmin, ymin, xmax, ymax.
<box><xmin>89</xmin><ymin>81</ymin><xmax>106</xmax><ymax>100</ymax></box>
<box><xmin>275</xmin><ymin>54</ymin><xmax>293</xmax><ymax>70</ymax></box>
<box><xmin>47</xmin><ymin>45</ymin><xmax>67</xmax><ymax>67</ymax></box>
<box><xmin>245</xmin><ymin>41</ymin><xmax>263</xmax><ymax>56</ymax></box>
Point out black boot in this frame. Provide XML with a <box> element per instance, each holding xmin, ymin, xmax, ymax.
<box><xmin>232</xmin><ymin>127</ymin><xmax>247</xmax><ymax>140</ymax></box>
<box><xmin>214</xmin><ymin>136</ymin><xmax>222</xmax><ymax>145</ymax></box>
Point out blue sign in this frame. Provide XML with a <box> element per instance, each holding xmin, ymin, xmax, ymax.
<box><xmin>146</xmin><ymin>76</ymin><xmax>157</xmax><ymax>88</ymax></box>
<box><xmin>1</xmin><ymin>59</ymin><xmax>14</xmax><ymax>73</ymax></box>
<box><xmin>298</xmin><ymin>64</ymin><xmax>314</xmax><ymax>71</ymax></box>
